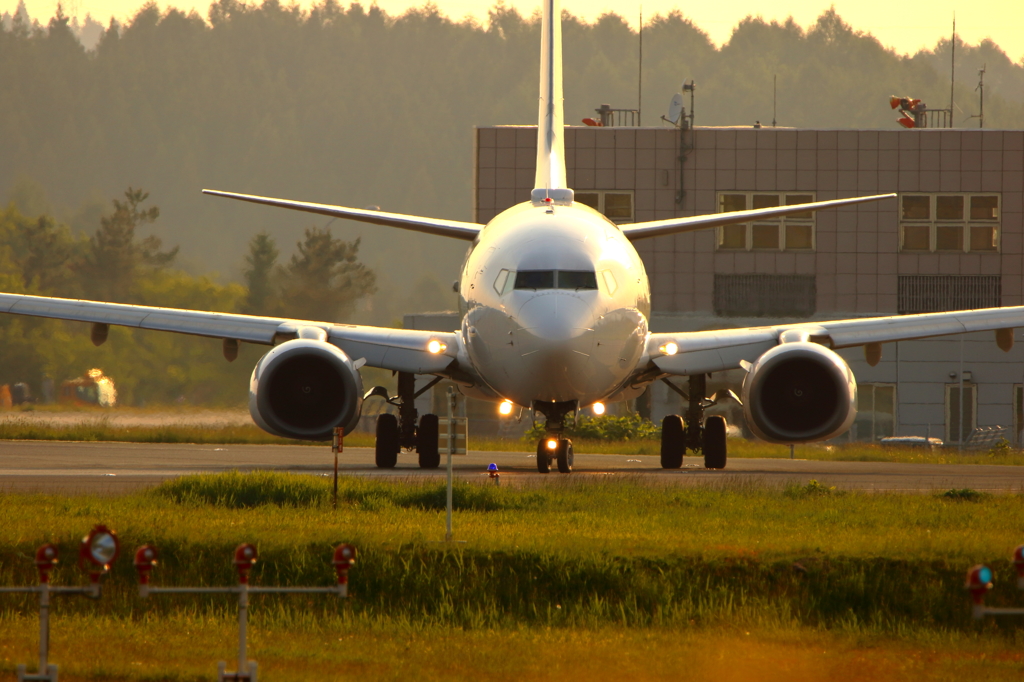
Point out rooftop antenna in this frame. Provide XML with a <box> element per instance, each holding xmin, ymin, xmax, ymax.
<box><xmin>949</xmin><ymin>13</ymin><xmax>955</xmax><ymax>128</ymax></box>
<box><xmin>772</xmin><ymin>74</ymin><xmax>777</xmax><ymax>127</ymax></box>
<box><xmin>976</xmin><ymin>64</ymin><xmax>986</xmax><ymax>128</ymax></box>
<box><xmin>637</xmin><ymin>4</ymin><xmax>642</xmax><ymax>126</ymax></box>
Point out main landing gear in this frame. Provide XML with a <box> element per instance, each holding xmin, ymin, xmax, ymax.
<box><xmin>660</xmin><ymin>374</ymin><xmax>728</xmax><ymax>470</ymax></box>
<box><xmin>369</xmin><ymin>372</ymin><xmax>442</xmax><ymax>469</ymax></box>
<box><xmin>533</xmin><ymin>400</ymin><xmax>575</xmax><ymax>474</ymax></box>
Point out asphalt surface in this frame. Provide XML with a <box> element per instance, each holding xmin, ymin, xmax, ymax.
<box><xmin>1</xmin><ymin>440</ymin><xmax>1023</xmax><ymax>494</ymax></box>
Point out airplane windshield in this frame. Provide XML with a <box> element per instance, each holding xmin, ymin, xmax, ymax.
<box><xmin>513</xmin><ymin>270</ymin><xmax>598</xmax><ymax>291</ymax></box>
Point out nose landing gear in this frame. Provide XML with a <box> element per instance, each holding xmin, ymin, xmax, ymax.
<box><xmin>533</xmin><ymin>400</ymin><xmax>577</xmax><ymax>474</ymax></box>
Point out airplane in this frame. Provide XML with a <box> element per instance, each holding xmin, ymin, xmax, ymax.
<box><xmin>2</xmin><ymin>0</ymin><xmax>1023</xmax><ymax>474</ymax></box>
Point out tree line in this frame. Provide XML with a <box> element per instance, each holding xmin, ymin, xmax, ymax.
<box><xmin>0</xmin><ymin>188</ymin><xmax>374</xmax><ymax>405</ymax></box>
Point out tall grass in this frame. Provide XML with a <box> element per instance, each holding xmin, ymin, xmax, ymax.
<box><xmin>2</xmin><ymin>473</ymin><xmax>1024</xmax><ymax>634</ymax></box>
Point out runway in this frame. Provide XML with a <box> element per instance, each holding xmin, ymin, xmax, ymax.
<box><xmin>2</xmin><ymin>439</ymin><xmax>1023</xmax><ymax>494</ymax></box>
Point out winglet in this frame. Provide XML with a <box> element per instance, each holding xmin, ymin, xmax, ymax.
<box><xmin>531</xmin><ymin>0</ymin><xmax>573</xmax><ymax>206</ymax></box>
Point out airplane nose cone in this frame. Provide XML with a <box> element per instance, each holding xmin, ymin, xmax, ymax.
<box><xmin>514</xmin><ymin>294</ymin><xmax>596</xmax><ymax>400</ymax></box>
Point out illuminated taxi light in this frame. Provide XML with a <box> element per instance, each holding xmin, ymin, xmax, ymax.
<box><xmin>498</xmin><ymin>400</ymin><xmax>514</xmax><ymax>415</ymax></box>
<box><xmin>546</xmin><ymin>439</ymin><xmax>558</xmax><ymax>450</ymax></box>
<box><xmin>427</xmin><ymin>340</ymin><xmax>447</xmax><ymax>354</ymax></box>
<box><xmin>592</xmin><ymin>402</ymin><xmax>606</xmax><ymax>415</ymax></box>
<box><xmin>660</xmin><ymin>342</ymin><xmax>679</xmax><ymax>356</ymax></box>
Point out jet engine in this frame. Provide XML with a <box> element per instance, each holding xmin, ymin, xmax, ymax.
<box><xmin>741</xmin><ymin>342</ymin><xmax>856</xmax><ymax>444</ymax></box>
<box><xmin>249</xmin><ymin>339</ymin><xmax>363</xmax><ymax>440</ymax></box>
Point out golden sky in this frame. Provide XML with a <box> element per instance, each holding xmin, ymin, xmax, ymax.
<box><xmin>13</xmin><ymin>0</ymin><xmax>1024</xmax><ymax>62</ymax></box>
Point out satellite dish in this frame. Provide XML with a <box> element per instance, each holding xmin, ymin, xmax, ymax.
<box><xmin>667</xmin><ymin>93</ymin><xmax>684</xmax><ymax>124</ymax></box>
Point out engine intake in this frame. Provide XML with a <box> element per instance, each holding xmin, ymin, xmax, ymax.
<box><xmin>742</xmin><ymin>342</ymin><xmax>856</xmax><ymax>444</ymax></box>
<box><xmin>249</xmin><ymin>339</ymin><xmax>363</xmax><ymax>440</ymax></box>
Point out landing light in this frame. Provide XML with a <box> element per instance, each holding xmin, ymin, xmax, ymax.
<box><xmin>592</xmin><ymin>402</ymin><xmax>606</xmax><ymax>415</ymax></box>
<box><xmin>80</xmin><ymin>524</ymin><xmax>120</xmax><ymax>574</ymax></box>
<box><xmin>660</xmin><ymin>342</ymin><xmax>678</xmax><ymax>356</ymax></box>
<box><xmin>498</xmin><ymin>400</ymin><xmax>513</xmax><ymax>415</ymax></box>
<box><xmin>546</xmin><ymin>439</ymin><xmax>558</xmax><ymax>450</ymax></box>
<box><xmin>427</xmin><ymin>340</ymin><xmax>446</xmax><ymax>354</ymax></box>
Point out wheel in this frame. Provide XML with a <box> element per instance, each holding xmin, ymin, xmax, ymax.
<box><xmin>375</xmin><ymin>413</ymin><xmax>400</xmax><ymax>468</ymax></box>
<box><xmin>536</xmin><ymin>439</ymin><xmax>551</xmax><ymax>473</ymax></box>
<box><xmin>416</xmin><ymin>413</ymin><xmax>440</xmax><ymax>469</ymax></box>
<box><xmin>703</xmin><ymin>415</ymin><xmax>727</xmax><ymax>469</ymax></box>
<box><xmin>660</xmin><ymin>415</ymin><xmax>685</xmax><ymax>469</ymax></box>
<box><xmin>556</xmin><ymin>438</ymin><xmax>574</xmax><ymax>473</ymax></box>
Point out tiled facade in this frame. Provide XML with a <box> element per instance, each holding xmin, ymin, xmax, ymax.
<box><xmin>474</xmin><ymin>126</ymin><xmax>1024</xmax><ymax>443</ymax></box>
<box><xmin>475</xmin><ymin>126</ymin><xmax>1024</xmax><ymax>316</ymax></box>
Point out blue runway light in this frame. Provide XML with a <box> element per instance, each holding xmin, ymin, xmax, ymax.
<box><xmin>488</xmin><ymin>463</ymin><xmax>499</xmax><ymax>472</ymax></box>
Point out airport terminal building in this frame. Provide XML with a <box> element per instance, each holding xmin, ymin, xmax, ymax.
<box><xmin>470</xmin><ymin>125</ymin><xmax>1024</xmax><ymax>445</ymax></box>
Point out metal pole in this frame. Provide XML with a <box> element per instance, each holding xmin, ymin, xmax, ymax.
<box><xmin>238</xmin><ymin>584</ymin><xmax>248</xmax><ymax>675</ymax></box>
<box><xmin>332</xmin><ymin>427</ymin><xmax>342</xmax><ymax>511</ymax></box>
<box><xmin>959</xmin><ymin>335</ymin><xmax>964</xmax><ymax>453</ymax></box>
<box><xmin>789</xmin><ymin>444</ymin><xmax>794</xmax><ymax>460</ymax></box>
<box><xmin>446</xmin><ymin>387</ymin><xmax>456</xmax><ymax>543</ymax></box>
<box><xmin>39</xmin><ymin>583</ymin><xmax>49</xmax><ymax>676</ymax></box>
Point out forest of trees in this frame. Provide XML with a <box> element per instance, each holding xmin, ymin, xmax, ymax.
<box><xmin>0</xmin><ymin>2</ymin><xmax>1022</xmax><ymax>404</ymax></box>
<box><xmin>0</xmin><ymin>189</ymin><xmax>374</xmax><ymax>404</ymax></box>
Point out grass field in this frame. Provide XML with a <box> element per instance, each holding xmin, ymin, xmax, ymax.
<box><xmin>2</xmin><ymin>473</ymin><xmax>1024</xmax><ymax>678</ymax></box>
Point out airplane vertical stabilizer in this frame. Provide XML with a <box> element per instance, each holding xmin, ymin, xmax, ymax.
<box><xmin>532</xmin><ymin>0</ymin><xmax>573</xmax><ymax>204</ymax></box>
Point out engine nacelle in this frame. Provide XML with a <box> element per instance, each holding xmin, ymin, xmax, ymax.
<box><xmin>742</xmin><ymin>342</ymin><xmax>857</xmax><ymax>444</ymax></box>
<box><xmin>249</xmin><ymin>339</ymin><xmax>363</xmax><ymax>440</ymax></box>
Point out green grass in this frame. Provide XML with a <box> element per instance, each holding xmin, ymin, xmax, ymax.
<box><xmin>3</xmin><ymin>472</ymin><xmax>1024</xmax><ymax>679</ymax></box>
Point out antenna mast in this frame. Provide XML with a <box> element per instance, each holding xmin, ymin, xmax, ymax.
<box><xmin>638</xmin><ymin>5</ymin><xmax>642</xmax><ymax>126</ymax></box>
<box><xmin>772</xmin><ymin>74</ymin><xmax>777</xmax><ymax>128</ymax></box>
<box><xmin>949</xmin><ymin>14</ymin><xmax>955</xmax><ymax>127</ymax></box>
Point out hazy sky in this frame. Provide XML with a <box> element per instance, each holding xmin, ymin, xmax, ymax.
<box><xmin>14</xmin><ymin>0</ymin><xmax>1024</xmax><ymax>62</ymax></box>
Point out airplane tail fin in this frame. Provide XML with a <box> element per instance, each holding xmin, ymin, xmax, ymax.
<box><xmin>531</xmin><ymin>0</ymin><xmax>573</xmax><ymax>205</ymax></box>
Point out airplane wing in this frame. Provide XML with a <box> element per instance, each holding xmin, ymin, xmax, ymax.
<box><xmin>0</xmin><ymin>292</ymin><xmax>458</xmax><ymax>375</ymax></box>
<box><xmin>202</xmin><ymin>190</ymin><xmax>483</xmax><ymax>241</ymax></box>
<box><xmin>648</xmin><ymin>305</ymin><xmax>1024</xmax><ymax>377</ymax></box>
<box><xmin>621</xmin><ymin>194</ymin><xmax>896</xmax><ymax>241</ymax></box>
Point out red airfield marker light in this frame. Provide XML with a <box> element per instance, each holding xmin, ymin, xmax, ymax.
<box><xmin>79</xmin><ymin>524</ymin><xmax>120</xmax><ymax>587</ymax></box>
<box><xmin>1014</xmin><ymin>545</ymin><xmax>1024</xmax><ymax>589</ymax></box>
<box><xmin>333</xmin><ymin>544</ymin><xmax>357</xmax><ymax>598</ymax></box>
<box><xmin>966</xmin><ymin>564</ymin><xmax>993</xmax><ymax>604</ymax></box>
<box><xmin>134</xmin><ymin>545</ymin><xmax>159</xmax><ymax>597</ymax></box>
<box><xmin>233</xmin><ymin>543</ymin><xmax>258</xmax><ymax>584</ymax></box>
<box><xmin>35</xmin><ymin>544</ymin><xmax>59</xmax><ymax>584</ymax></box>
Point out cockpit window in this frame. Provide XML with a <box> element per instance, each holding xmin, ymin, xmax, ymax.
<box><xmin>515</xmin><ymin>270</ymin><xmax>555</xmax><ymax>289</ymax></box>
<box><xmin>513</xmin><ymin>270</ymin><xmax>598</xmax><ymax>291</ymax></box>
<box><xmin>494</xmin><ymin>269</ymin><xmax>511</xmax><ymax>295</ymax></box>
<box><xmin>557</xmin><ymin>270</ymin><xmax>598</xmax><ymax>290</ymax></box>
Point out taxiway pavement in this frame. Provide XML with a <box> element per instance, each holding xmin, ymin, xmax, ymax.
<box><xmin>1</xmin><ymin>440</ymin><xmax>1023</xmax><ymax>494</ymax></box>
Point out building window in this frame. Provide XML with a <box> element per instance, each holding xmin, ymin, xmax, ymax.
<box><xmin>716</xmin><ymin>192</ymin><xmax>815</xmax><ymax>251</ymax></box>
<box><xmin>946</xmin><ymin>383</ymin><xmax>977</xmax><ymax>444</ymax></box>
<box><xmin>574</xmin><ymin>191</ymin><xmax>634</xmax><ymax>223</ymax></box>
<box><xmin>713</xmin><ymin>274</ymin><xmax>816</xmax><ymax>317</ymax></box>
<box><xmin>897</xmin><ymin>275</ymin><xmax>1001</xmax><ymax>314</ymax></box>
<box><xmin>853</xmin><ymin>383</ymin><xmax>896</xmax><ymax>441</ymax></box>
<box><xmin>899</xmin><ymin>193</ymin><xmax>1000</xmax><ymax>252</ymax></box>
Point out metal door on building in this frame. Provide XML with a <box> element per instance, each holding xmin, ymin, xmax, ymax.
<box><xmin>946</xmin><ymin>383</ymin><xmax>977</xmax><ymax>444</ymax></box>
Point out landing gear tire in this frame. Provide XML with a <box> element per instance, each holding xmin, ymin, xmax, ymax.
<box><xmin>416</xmin><ymin>413</ymin><xmax>440</xmax><ymax>469</ymax></box>
<box><xmin>375</xmin><ymin>413</ymin><xmax>400</xmax><ymax>468</ymax></box>
<box><xmin>703</xmin><ymin>415</ymin><xmax>727</xmax><ymax>469</ymax></box>
<box><xmin>536</xmin><ymin>439</ymin><xmax>551</xmax><ymax>474</ymax></box>
<box><xmin>660</xmin><ymin>415</ymin><xmax>685</xmax><ymax>469</ymax></box>
<box><xmin>556</xmin><ymin>438</ymin><xmax>574</xmax><ymax>474</ymax></box>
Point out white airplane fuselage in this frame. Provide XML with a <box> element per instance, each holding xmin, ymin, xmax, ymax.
<box><xmin>458</xmin><ymin>200</ymin><xmax>651</xmax><ymax>409</ymax></box>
